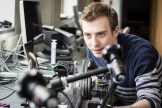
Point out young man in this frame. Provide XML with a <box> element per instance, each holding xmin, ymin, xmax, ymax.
<box><xmin>79</xmin><ymin>2</ymin><xmax>162</xmax><ymax>108</ymax></box>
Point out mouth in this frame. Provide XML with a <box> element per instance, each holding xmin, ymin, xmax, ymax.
<box><xmin>93</xmin><ymin>48</ymin><xmax>103</xmax><ymax>54</ymax></box>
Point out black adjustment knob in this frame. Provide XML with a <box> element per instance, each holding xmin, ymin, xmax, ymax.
<box><xmin>102</xmin><ymin>44</ymin><xmax>123</xmax><ymax>62</ymax></box>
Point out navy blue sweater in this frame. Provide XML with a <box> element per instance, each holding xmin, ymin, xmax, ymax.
<box><xmin>86</xmin><ymin>33</ymin><xmax>162</xmax><ymax>108</ymax></box>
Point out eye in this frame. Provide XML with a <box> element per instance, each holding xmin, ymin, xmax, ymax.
<box><xmin>84</xmin><ymin>33</ymin><xmax>91</xmax><ymax>38</ymax></box>
<box><xmin>97</xmin><ymin>32</ymin><xmax>105</xmax><ymax>38</ymax></box>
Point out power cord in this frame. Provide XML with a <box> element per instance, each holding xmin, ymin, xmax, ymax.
<box><xmin>0</xmin><ymin>47</ymin><xmax>18</xmax><ymax>85</ymax></box>
<box><xmin>0</xmin><ymin>73</ymin><xmax>17</xmax><ymax>85</ymax></box>
<box><xmin>60</xmin><ymin>91</ymin><xmax>75</xmax><ymax>108</ymax></box>
<box><xmin>0</xmin><ymin>84</ymin><xmax>16</xmax><ymax>101</ymax></box>
<box><xmin>3</xmin><ymin>49</ymin><xmax>26</xmax><ymax>71</ymax></box>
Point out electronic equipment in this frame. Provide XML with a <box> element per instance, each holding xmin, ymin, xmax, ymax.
<box><xmin>18</xmin><ymin>69</ymin><xmax>58</xmax><ymax>108</ymax></box>
<box><xmin>19</xmin><ymin>0</ymin><xmax>43</xmax><ymax>44</ymax></box>
<box><xmin>80</xmin><ymin>60</ymin><xmax>110</xmax><ymax>100</ymax></box>
<box><xmin>17</xmin><ymin>44</ymin><xmax>126</xmax><ymax>108</ymax></box>
<box><xmin>0</xmin><ymin>20</ymin><xmax>12</xmax><ymax>28</ymax></box>
<box><xmin>81</xmin><ymin>44</ymin><xmax>126</xmax><ymax>108</ymax></box>
<box><xmin>54</xmin><ymin>60</ymin><xmax>78</xmax><ymax>77</ymax></box>
<box><xmin>19</xmin><ymin>0</ymin><xmax>75</xmax><ymax>45</ymax></box>
<box><xmin>18</xmin><ymin>69</ymin><xmax>81</xmax><ymax>108</ymax></box>
<box><xmin>19</xmin><ymin>0</ymin><xmax>75</xmax><ymax>60</ymax></box>
<box><xmin>17</xmin><ymin>65</ymin><xmax>109</xmax><ymax>108</ymax></box>
<box><xmin>23</xmin><ymin>39</ymin><xmax>77</xmax><ymax>74</ymax></box>
<box><xmin>81</xmin><ymin>77</ymin><xmax>111</xmax><ymax>105</ymax></box>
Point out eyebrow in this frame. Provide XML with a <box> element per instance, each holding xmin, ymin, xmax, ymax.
<box><xmin>96</xmin><ymin>30</ymin><xmax>107</xmax><ymax>35</ymax></box>
<box><xmin>83</xmin><ymin>30</ymin><xmax>107</xmax><ymax>35</ymax></box>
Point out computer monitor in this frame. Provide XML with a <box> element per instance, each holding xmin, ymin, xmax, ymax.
<box><xmin>19</xmin><ymin>0</ymin><xmax>43</xmax><ymax>44</ymax></box>
<box><xmin>19</xmin><ymin>0</ymin><xmax>75</xmax><ymax>61</ymax></box>
<box><xmin>19</xmin><ymin>0</ymin><xmax>50</xmax><ymax>66</ymax></box>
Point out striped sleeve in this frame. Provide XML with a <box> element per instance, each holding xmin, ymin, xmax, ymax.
<box><xmin>135</xmin><ymin>55</ymin><xmax>162</xmax><ymax>108</ymax></box>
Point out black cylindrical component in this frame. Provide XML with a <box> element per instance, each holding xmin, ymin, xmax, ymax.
<box><xmin>102</xmin><ymin>44</ymin><xmax>126</xmax><ymax>82</ymax></box>
<box><xmin>51</xmin><ymin>67</ymin><xmax>109</xmax><ymax>89</ymax></box>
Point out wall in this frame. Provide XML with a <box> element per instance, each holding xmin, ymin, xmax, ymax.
<box><xmin>0</xmin><ymin>0</ymin><xmax>20</xmax><ymax>34</ymax></box>
<box><xmin>0</xmin><ymin>0</ymin><xmax>20</xmax><ymax>51</ymax></box>
<box><xmin>103</xmin><ymin>0</ymin><xmax>123</xmax><ymax>29</ymax></box>
<box><xmin>150</xmin><ymin>0</ymin><xmax>162</xmax><ymax>55</ymax></box>
<box><xmin>39</xmin><ymin>0</ymin><xmax>61</xmax><ymax>28</ymax></box>
<box><xmin>61</xmin><ymin>0</ymin><xmax>78</xmax><ymax>18</ymax></box>
<box><xmin>0</xmin><ymin>0</ymin><xmax>15</xmax><ymax>26</ymax></box>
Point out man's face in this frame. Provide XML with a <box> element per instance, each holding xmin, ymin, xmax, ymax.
<box><xmin>81</xmin><ymin>16</ymin><xmax>119</xmax><ymax>58</ymax></box>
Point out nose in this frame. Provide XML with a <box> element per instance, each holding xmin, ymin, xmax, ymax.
<box><xmin>91</xmin><ymin>36</ymin><xmax>99</xmax><ymax>48</ymax></box>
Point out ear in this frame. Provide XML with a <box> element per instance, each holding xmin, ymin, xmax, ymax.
<box><xmin>113</xmin><ymin>26</ymin><xmax>119</xmax><ymax>38</ymax></box>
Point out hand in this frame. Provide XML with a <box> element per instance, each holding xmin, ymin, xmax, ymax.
<box><xmin>113</xmin><ymin>99</ymin><xmax>151</xmax><ymax>108</ymax></box>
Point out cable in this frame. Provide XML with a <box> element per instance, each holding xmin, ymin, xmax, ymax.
<box><xmin>0</xmin><ymin>84</ymin><xmax>15</xmax><ymax>91</ymax></box>
<box><xmin>2</xmin><ymin>49</ymin><xmax>27</xmax><ymax>71</ymax></box>
<box><xmin>0</xmin><ymin>84</ymin><xmax>16</xmax><ymax>101</ymax></box>
<box><xmin>0</xmin><ymin>91</ymin><xmax>16</xmax><ymax>100</ymax></box>
<box><xmin>60</xmin><ymin>91</ymin><xmax>75</xmax><ymax>108</ymax></box>
<box><xmin>3</xmin><ymin>44</ymin><xmax>26</xmax><ymax>68</ymax></box>
<box><xmin>4</xmin><ymin>49</ymin><xmax>27</xmax><ymax>62</ymax></box>
<box><xmin>0</xmin><ymin>77</ymin><xmax>17</xmax><ymax>85</ymax></box>
<box><xmin>1</xmin><ymin>60</ymin><xmax>11</xmax><ymax>72</ymax></box>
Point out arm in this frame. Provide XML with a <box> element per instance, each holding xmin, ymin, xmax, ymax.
<box><xmin>113</xmin><ymin>99</ymin><xmax>151</xmax><ymax>108</ymax></box>
<box><xmin>113</xmin><ymin>40</ymin><xmax>162</xmax><ymax>108</ymax></box>
<box><xmin>126</xmin><ymin>44</ymin><xmax>161</xmax><ymax>108</ymax></box>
